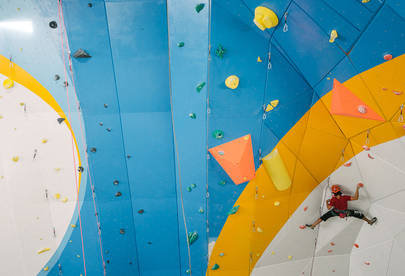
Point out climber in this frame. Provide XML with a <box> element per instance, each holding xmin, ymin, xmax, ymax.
<box><xmin>305</xmin><ymin>183</ymin><xmax>377</xmax><ymax>229</ymax></box>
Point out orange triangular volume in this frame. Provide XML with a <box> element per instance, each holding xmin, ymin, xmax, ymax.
<box><xmin>330</xmin><ymin>79</ymin><xmax>384</xmax><ymax>121</ymax></box>
<box><xmin>209</xmin><ymin>134</ymin><xmax>255</xmax><ymax>185</ymax></box>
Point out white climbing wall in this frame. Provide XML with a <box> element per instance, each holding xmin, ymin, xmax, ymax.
<box><xmin>0</xmin><ymin>74</ymin><xmax>79</xmax><ymax>275</ymax></box>
<box><xmin>252</xmin><ymin>136</ymin><xmax>405</xmax><ymax>276</ymax></box>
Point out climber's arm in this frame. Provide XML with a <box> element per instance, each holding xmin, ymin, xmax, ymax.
<box><xmin>326</xmin><ymin>199</ymin><xmax>333</xmax><ymax>210</ymax></box>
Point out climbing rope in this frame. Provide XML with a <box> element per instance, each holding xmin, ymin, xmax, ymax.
<box><xmin>57</xmin><ymin>0</ymin><xmax>107</xmax><ymax>275</ymax></box>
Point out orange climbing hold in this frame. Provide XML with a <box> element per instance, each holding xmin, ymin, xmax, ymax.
<box><xmin>330</xmin><ymin>79</ymin><xmax>384</xmax><ymax>121</ymax></box>
<box><xmin>208</xmin><ymin>134</ymin><xmax>255</xmax><ymax>185</ymax></box>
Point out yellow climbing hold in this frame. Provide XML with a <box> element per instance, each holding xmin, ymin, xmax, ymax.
<box><xmin>3</xmin><ymin>78</ymin><xmax>14</xmax><ymax>89</ymax></box>
<box><xmin>273</xmin><ymin>201</ymin><xmax>280</xmax><ymax>206</ymax></box>
<box><xmin>71</xmin><ymin>224</ymin><xmax>76</xmax><ymax>228</ymax></box>
<box><xmin>12</xmin><ymin>156</ymin><xmax>19</xmax><ymax>162</ymax></box>
<box><xmin>54</xmin><ymin>193</ymin><xmax>61</xmax><ymax>199</ymax></box>
<box><xmin>362</xmin><ymin>0</ymin><xmax>370</xmax><ymax>2</ymax></box>
<box><xmin>54</xmin><ymin>168</ymin><xmax>61</xmax><ymax>172</ymax></box>
<box><xmin>76</xmin><ymin>254</ymin><xmax>80</xmax><ymax>258</ymax></box>
<box><xmin>257</xmin><ymin>227</ymin><xmax>263</xmax><ymax>233</ymax></box>
<box><xmin>257</xmin><ymin>56</ymin><xmax>262</xmax><ymax>62</ymax></box>
<box><xmin>329</xmin><ymin>29</ymin><xmax>338</xmax><ymax>43</ymax></box>
<box><xmin>288</xmin><ymin>255</ymin><xmax>293</xmax><ymax>260</ymax></box>
<box><xmin>62</xmin><ymin>197</ymin><xmax>68</xmax><ymax>203</ymax></box>
<box><xmin>270</xmin><ymin>100</ymin><xmax>279</xmax><ymax>107</ymax></box>
<box><xmin>19</xmin><ymin>102</ymin><xmax>25</xmax><ymax>106</ymax></box>
<box><xmin>266</xmin><ymin>104</ymin><xmax>274</xmax><ymax>112</ymax></box>
<box><xmin>42</xmin><ymin>139</ymin><xmax>48</xmax><ymax>144</ymax></box>
<box><xmin>253</xmin><ymin>6</ymin><xmax>279</xmax><ymax>31</ymax></box>
<box><xmin>43</xmin><ymin>267</ymin><xmax>49</xmax><ymax>271</ymax></box>
<box><xmin>37</xmin><ymin>248</ymin><xmax>50</xmax><ymax>254</ymax></box>
<box><xmin>225</xmin><ymin>75</ymin><xmax>239</xmax><ymax>89</ymax></box>
<box><xmin>271</xmin><ymin>251</ymin><xmax>275</xmax><ymax>255</ymax></box>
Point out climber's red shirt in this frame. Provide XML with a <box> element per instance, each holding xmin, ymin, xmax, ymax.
<box><xmin>330</xmin><ymin>195</ymin><xmax>351</xmax><ymax>210</ymax></box>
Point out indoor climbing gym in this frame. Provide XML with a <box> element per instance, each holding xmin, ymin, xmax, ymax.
<box><xmin>1</xmin><ymin>0</ymin><xmax>405</xmax><ymax>275</ymax></box>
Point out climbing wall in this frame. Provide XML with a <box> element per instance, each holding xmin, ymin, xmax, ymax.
<box><xmin>1</xmin><ymin>0</ymin><xmax>405</xmax><ymax>276</ymax></box>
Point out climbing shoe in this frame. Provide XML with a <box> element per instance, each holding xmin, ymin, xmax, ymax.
<box><xmin>305</xmin><ymin>224</ymin><xmax>315</xmax><ymax>229</ymax></box>
<box><xmin>369</xmin><ymin>217</ymin><xmax>377</xmax><ymax>225</ymax></box>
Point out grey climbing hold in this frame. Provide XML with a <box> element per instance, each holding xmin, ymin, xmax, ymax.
<box><xmin>177</xmin><ymin>42</ymin><xmax>185</xmax><ymax>47</ymax></box>
<box><xmin>113</xmin><ymin>180</ymin><xmax>119</xmax><ymax>185</ymax></box>
<box><xmin>119</xmin><ymin>229</ymin><xmax>125</xmax><ymax>234</ymax></box>
<box><xmin>72</xmin><ymin>49</ymin><xmax>91</xmax><ymax>58</ymax></box>
<box><xmin>147</xmin><ymin>241</ymin><xmax>152</xmax><ymax>245</ymax></box>
<box><xmin>115</xmin><ymin>191</ymin><xmax>122</xmax><ymax>197</ymax></box>
<box><xmin>54</xmin><ymin>74</ymin><xmax>60</xmax><ymax>80</ymax></box>
<box><xmin>57</xmin><ymin>118</ymin><xmax>65</xmax><ymax>124</ymax></box>
<box><xmin>90</xmin><ymin>147</ymin><xmax>97</xmax><ymax>153</ymax></box>
<box><xmin>188</xmin><ymin>231</ymin><xmax>198</xmax><ymax>245</ymax></box>
<box><xmin>195</xmin><ymin>3</ymin><xmax>205</xmax><ymax>13</ymax></box>
<box><xmin>49</xmin><ymin>21</ymin><xmax>57</xmax><ymax>29</ymax></box>
<box><xmin>228</xmin><ymin>205</ymin><xmax>240</xmax><ymax>215</ymax></box>
<box><xmin>63</xmin><ymin>81</ymin><xmax>68</xmax><ymax>87</ymax></box>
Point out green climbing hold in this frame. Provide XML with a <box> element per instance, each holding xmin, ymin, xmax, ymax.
<box><xmin>198</xmin><ymin>207</ymin><xmax>204</xmax><ymax>213</ymax></box>
<box><xmin>189</xmin><ymin>113</ymin><xmax>197</xmax><ymax>119</ymax></box>
<box><xmin>212</xmin><ymin>129</ymin><xmax>224</xmax><ymax>139</ymax></box>
<box><xmin>187</xmin><ymin>186</ymin><xmax>192</xmax><ymax>192</ymax></box>
<box><xmin>228</xmin><ymin>205</ymin><xmax>240</xmax><ymax>215</ymax></box>
<box><xmin>177</xmin><ymin>42</ymin><xmax>185</xmax><ymax>47</ymax></box>
<box><xmin>215</xmin><ymin>45</ymin><xmax>226</xmax><ymax>58</ymax></box>
<box><xmin>218</xmin><ymin>180</ymin><xmax>226</xmax><ymax>186</ymax></box>
<box><xmin>196</xmin><ymin>82</ymin><xmax>206</xmax><ymax>92</ymax></box>
<box><xmin>186</xmin><ymin>269</ymin><xmax>191</xmax><ymax>274</ymax></box>
<box><xmin>188</xmin><ymin>231</ymin><xmax>199</xmax><ymax>245</ymax></box>
<box><xmin>211</xmin><ymin>264</ymin><xmax>220</xmax><ymax>270</ymax></box>
<box><xmin>191</xmin><ymin>183</ymin><xmax>197</xmax><ymax>189</ymax></box>
<box><xmin>195</xmin><ymin>3</ymin><xmax>205</xmax><ymax>13</ymax></box>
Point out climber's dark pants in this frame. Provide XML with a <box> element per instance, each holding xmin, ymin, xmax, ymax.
<box><xmin>320</xmin><ymin>209</ymin><xmax>364</xmax><ymax>221</ymax></box>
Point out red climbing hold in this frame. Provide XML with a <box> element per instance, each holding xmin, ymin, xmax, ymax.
<box><xmin>354</xmin><ymin>243</ymin><xmax>359</xmax><ymax>248</ymax></box>
<box><xmin>368</xmin><ymin>153</ymin><xmax>375</xmax><ymax>160</ymax></box>
<box><xmin>358</xmin><ymin>183</ymin><xmax>364</xmax><ymax>188</ymax></box>
<box><xmin>208</xmin><ymin>134</ymin><xmax>255</xmax><ymax>185</ymax></box>
<box><xmin>362</xmin><ymin>145</ymin><xmax>370</xmax><ymax>151</ymax></box>
<box><xmin>364</xmin><ymin>261</ymin><xmax>371</xmax><ymax>266</ymax></box>
<box><xmin>328</xmin><ymin>249</ymin><xmax>333</xmax><ymax>253</ymax></box>
<box><xmin>299</xmin><ymin>225</ymin><xmax>306</xmax><ymax>229</ymax></box>
<box><xmin>330</xmin><ymin>79</ymin><xmax>384</xmax><ymax>121</ymax></box>
<box><xmin>343</xmin><ymin>162</ymin><xmax>352</xmax><ymax>167</ymax></box>
<box><xmin>303</xmin><ymin>206</ymin><xmax>308</xmax><ymax>211</ymax></box>
<box><xmin>384</xmin><ymin>54</ymin><xmax>393</xmax><ymax>60</ymax></box>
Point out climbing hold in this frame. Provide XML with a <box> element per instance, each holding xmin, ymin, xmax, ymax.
<box><xmin>358</xmin><ymin>182</ymin><xmax>364</xmax><ymax>188</ymax></box>
<box><xmin>330</xmin><ymin>242</ymin><xmax>335</xmax><ymax>246</ymax></box>
<box><xmin>3</xmin><ymin>78</ymin><xmax>14</xmax><ymax>89</ymax></box>
<box><xmin>270</xmin><ymin>100</ymin><xmax>279</xmax><ymax>108</ymax></box>
<box><xmin>218</xmin><ymin>180</ymin><xmax>226</xmax><ymax>186</ymax></box>
<box><xmin>393</xmin><ymin>90</ymin><xmax>403</xmax><ymax>95</ymax></box>
<box><xmin>266</xmin><ymin>100</ymin><xmax>279</xmax><ymax>112</ymax></box>
<box><xmin>215</xmin><ymin>45</ymin><xmax>226</xmax><ymax>58</ymax></box>
<box><xmin>225</xmin><ymin>75</ymin><xmax>239</xmax><ymax>89</ymax></box>
<box><xmin>72</xmin><ymin>49</ymin><xmax>91</xmax><ymax>58</ymax></box>
<box><xmin>329</xmin><ymin>30</ymin><xmax>338</xmax><ymax>43</ymax></box>
<box><xmin>219</xmin><ymin>252</ymin><xmax>225</xmax><ymax>257</ymax></box>
<box><xmin>189</xmin><ymin>113</ymin><xmax>197</xmax><ymax>119</ymax></box>
<box><xmin>331</xmin><ymin>79</ymin><xmax>384</xmax><ymax>121</ymax></box>
<box><xmin>253</xmin><ymin>6</ymin><xmax>279</xmax><ymax>31</ymax></box>
<box><xmin>328</xmin><ymin>249</ymin><xmax>333</xmax><ymax>253</ymax></box>
<box><xmin>383</xmin><ymin>54</ymin><xmax>393</xmax><ymax>61</ymax></box>
<box><xmin>198</xmin><ymin>207</ymin><xmax>204</xmax><ymax>213</ymax></box>
<box><xmin>71</xmin><ymin>224</ymin><xmax>76</xmax><ymax>228</ymax></box>
<box><xmin>196</xmin><ymin>82</ymin><xmax>206</xmax><ymax>92</ymax></box>
<box><xmin>113</xmin><ymin>180</ymin><xmax>119</xmax><ymax>185</ymax></box>
<box><xmin>218</xmin><ymin>150</ymin><xmax>224</xmax><ymax>155</ymax></box>
<box><xmin>299</xmin><ymin>225</ymin><xmax>306</xmax><ymax>229</ymax></box>
<box><xmin>257</xmin><ymin>227</ymin><xmax>263</xmax><ymax>233</ymax></box>
<box><xmin>274</xmin><ymin>201</ymin><xmax>280</xmax><ymax>206</ymax></box>
<box><xmin>147</xmin><ymin>241</ymin><xmax>152</xmax><ymax>245</ymax></box>
<box><xmin>228</xmin><ymin>205</ymin><xmax>240</xmax><ymax>215</ymax></box>
<box><xmin>187</xmin><ymin>186</ymin><xmax>192</xmax><ymax>192</ymax></box>
<box><xmin>362</xmin><ymin>145</ymin><xmax>370</xmax><ymax>151</ymax></box>
<box><xmin>288</xmin><ymin>256</ymin><xmax>293</xmax><ymax>260</ymax></box>
<box><xmin>138</xmin><ymin>209</ymin><xmax>145</xmax><ymax>214</ymax></box>
<box><xmin>12</xmin><ymin>156</ymin><xmax>19</xmax><ymax>162</ymax></box>
<box><xmin>364</xmin><ymin>261</ymin><xmax>371</xmax><ymax>266</ymax></box>
<box><xmin>303</xmin><ymin>206</ymin><xmax>308</xmax><ymax>211</ymax></box>
<box><xmin>191</xmin><ymin>183</ymin><xmax>197</xmax><ymax>189</ymax></box>
<box><xmin>354</xmin><ymin>243</ymin><xmax>359</xmax><ymax>248</ymax></box>
<box><xmin>62</xmin><ymin>197</ymin><xmax>68</xmax><ymax>203</ymax></box>
<box><xmin>115</xmin><ymin>191</ymin><xmax>122</xmax><ymax>197</ymax></box>
<box><xmin>263</xmin><ymin>149</ymin><xmax>292</xmax><ymax>191</ymax></box>
<box><xmin>54</xmin><ymin>193</ymin><xmax>61</xmax><ymax>199</ymax></box>
<box><xmin>43</xmin><ymin>267</ymin><xmax>49</xmax><ymax>271</ymax></box>
<box><xmin>78</xmin><ymin>166</ymin><xmax>84</xmax><ymax>172</ymax></box>
<box><xmin>186</xmin><ymin>269</ymin><xmax>191</xmax><ymax>274</ymax></box>
<box><xmin>90</xmin><ymin>147</ymin><xmax>97</xmax><ymax>153</ymax></box>
<box><xmin>257</xmin><ymin>56</ymin><xmax>262</xmax><ymax>62</ymax></box>
<box><xmin>188</xmin><ymin>231</ymin><xmax>199</xmax><ymax>245</ymax></box>
<box><xmin>37</xmin><ymin>248</ymin><xmax>51</xmax><ymax>254</ymax></box>
<box><xmin>266</xmin><ymin>104</ymin><xmax>274</xmax><ymax>112</ymax></box>
<box><xmin>195</xmin><ymin>3</ymin><xmax>205</xmax><ymax>13</ymax></box>
<box><xmin>54</xmin><ymin>74</ymin><xmax>60</xmax><ymax>80</ymax></box>
<box><xmin>177</xmin><ymin>42</ymin><xmax>185</xmax><ymax>47</ymax></box>
<box><xmin>211</xmin><ymin>264</ymin><xmax>220</xmax><ymax>270</ymax></box>
<box><xmin>362</xmin><ymin>0</ymin><xmax>370</xmax><ymax>3</ymax></box>
<box><xmin>106</xmin><ymin>127</ymin><xmax>111</xmax><ymax>132</ymax></box>
<box><xmin>42</xmin><ymin>139</ymin><xmax>48</xmax><ymax>144</ymax></box>
<box><xmin>120</xmin><ymin>229</ymin><xmax>125</xmax><ymax>234</ymax></box>
<box><xmin>88</xmin><ymin>3</ymin><xmax>93</xmax><ymax>7</ymax></box>
<box><xmin>76</xmin><ymin>255</ymin><xmax>80</xmax><ymax>258</ymax></box>
<box><xmin>367</xmin><ymin>153</ymin><xmax>375</xmax><ymax>159</ymax></box>
<box><xmin>271</xmin><ymin>251</ymin><xmax>275</xmax><ymax>255</ymax></box>
<box><xmin>212</xmin><ymin>129</ymin><xmax>224</xmax><ymax>140</ymax></box>
<box><xmin>103</xmin><ymin>104</ymin><xmax>108</xmax><ymax>108</ymax></box>
<box><xmin>63</xmin><ymin>81</ymin><xmax>69</xmax><ymax>87</ymax></box>
<box><xmin>49</xmin><ymin>21</ymin><xmax>57</xmax><ymax>28</ymax></box>
<box><xmin>344</xmin><ymin>162</ymin><xmax>352</xmax><ymax>167</ymax></box>
<box><xmin>57</xmin><ymin>118</ymin><xmax>65</xmax><ymax>124</ymax></box>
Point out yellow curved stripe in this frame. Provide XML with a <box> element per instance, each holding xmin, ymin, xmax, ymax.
<box><xmin>207</xmin><ymin>54</ymin><xmax>405</xmax><ymax>275</ymax></box>
<box><xmin>0</xmin><ymin>54</ymin><xmax>82</xmax><ymax>187</ymax></box>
